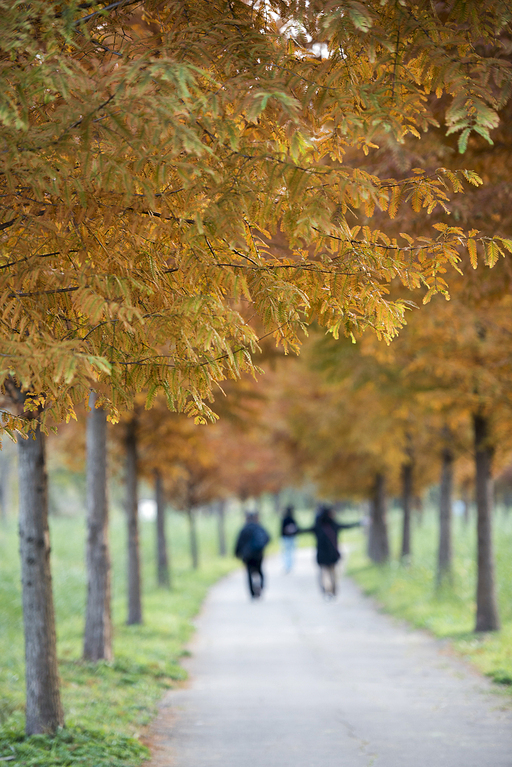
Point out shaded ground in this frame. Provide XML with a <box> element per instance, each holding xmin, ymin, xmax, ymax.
<box><xmin>146</xmin><ymin>548</ymin><xmax>512</xmax><ymax>767</ymax></box>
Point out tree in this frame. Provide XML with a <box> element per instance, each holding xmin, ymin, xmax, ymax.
<box><xmin>473</xmin><ymin>413</ymin><xmax>500</xmax><ymax>630</ymax></box>
<box><xmin>154</xmin><ymin>468</ymin><xmax>171</xmax><ymax>588</ymax></box>
<box><xmin>16</xmin><ymin>402</ymin><xmax>64</xmax><ymax>734</ymax></box>
<box><xmin>124</xmin><ymin>414</ymin><xmax>142</xmax><ymax>624</ymax></box>
<box><xmin>83</xmin><ymin>392</ymin><xmax>113</xmax><ymax>659</ymax></box>
<box><xmin>3</xmin><ymin>0</ymin><xmax>512</xmax><ymax>735</ymax></box>
<box><xmin>437</xmin><ymin>435</ymin><xmax>454</xmax><ymax>587</ymax></box>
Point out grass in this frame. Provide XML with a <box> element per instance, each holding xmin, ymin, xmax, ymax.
<box><xmin>0</xmin><ymin>498</ymin><xmax>274</xmax><ymax>764</ymax></box>
<box><xmin>346</xmin><ymin>506</ymin><xmax>512</xmax><ymax>690</ymax></box>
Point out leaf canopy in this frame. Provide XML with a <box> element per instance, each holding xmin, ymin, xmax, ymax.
<box><xmin>1</xmin><ymin>0</ymin><xmax>511</xmax><ymax>430</ymax></box>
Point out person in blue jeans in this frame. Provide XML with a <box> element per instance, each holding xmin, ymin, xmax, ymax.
<box><xmin>280</xmin><ymin>505</ymin><xmax>298</xmax><ymax>573</ymax></box>
<box><xmin>235</xmin><ymin>512</ymin><xmax>271</xmax><ymax>598</ymax></box>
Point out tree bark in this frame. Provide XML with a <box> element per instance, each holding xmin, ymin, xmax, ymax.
<box><xmin>155</xmin><ymin>469</ymin><xmax>170</xmax><ymax>588</ymax></box>
<box><xmin>400</xmin><ymin>461</ymin><xmax>413</xmax><ymax>561</ymax></box>
<box><xmin>18</xmin><ymin>424</ymin><xmax>64</xmax><ymax>734</ymax></box>
<box><xmin>125</xmin><ymin>416</ymin><xmax>142</xmax><ymax>625</ymax></box>
<box><xmin>83</xmin><ymin>392</ymin><xmax>113</xmax><ymax>661</ymax></box>
<box><xmin>216</xmin><ymin>499</ymin><xmax>227</xmax><ymax>557</ymax></box>
<box><xmin>187</xmin><ymin>507</ymin><xmax>199</xmax><ymax>569</ymax></box>
<box><xmin>473</xmin><ymin>413</ymin><xmax>500</xmax><ymax>632</ymax></box>
<box><xmin>367</xmin><ymin>472</ymin><xmax>389</xmax><ymax>564</ymax></box>
<box><xmin>437</xmin><ymin>446</ymin><xmax>453</xmax><ymax>587</ymax></box>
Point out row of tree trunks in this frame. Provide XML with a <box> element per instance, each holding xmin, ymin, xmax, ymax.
<box><xmin>367</xmin><ymin>472</ymin><xmax>389</xmax><ymax>564</ymax></box>
<box><xmin>16</xmin><ymin>395</ymin><xmax>177</xmax><ymax>734</ymax></box>
<box><xmin>83</xmin><ymin>393</ymin><xmax>113</xmax><ymax>661</ymax></box>
<box><xmin>18</xmin><ymin>424</ymin><xmax>64</xmax><ymax>735</ymax></box>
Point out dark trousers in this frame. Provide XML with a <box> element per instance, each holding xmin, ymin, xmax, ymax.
<box><xmin>245</xmin><ymin>555</ymin><xmax>264</xmax><ymax>597</ymax></box>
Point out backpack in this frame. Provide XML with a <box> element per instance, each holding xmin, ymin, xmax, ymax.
<box><xmin>242</xmin><ymin>524</ymin><xmax>269</xmax><ymax>560</ymax></box>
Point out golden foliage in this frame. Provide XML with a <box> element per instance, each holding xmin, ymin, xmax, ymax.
<box><xmin>1</xmin><ymin>1</ymin><xmax>511</xmax><ymax>433</ymax></box>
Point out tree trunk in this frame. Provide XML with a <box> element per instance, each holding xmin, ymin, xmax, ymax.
<box><xmin>83</xmin><ymin>392</ymin><xmax>113</xmax><ymax>661</ymax></box>
<box><xmin>437</xmin><ymin>446</ymin><xmax>453</xmax><ymax>586</ymax></box>
<box><xmin>125</xmin><ymin>416</ymin><xmax>142</xmax><ymax>625</ymax></box>
<box><xmin>400</xmin><ymin>462</ymin><xmax>413</xmax><ymax>561</ymax></box>
<box><xmin>473</xmin><ymin>413</ymin><xmax>500</xmax><ymax>632</ymax></box>
<box><xmin>217</xmin><ymin>499</ymin><xmax>227</xmax><ymax>557</ymax></box>
<box><xmin>367</xmin><ymin>472</ymin><xmax>389</xmax><ymax>564</ymax></box>
<box><xmin>18</xmin><ymin>424</ymin><xmax>64</xmax><ymax>734</ymax></box>
<box><xmin>187</xmin><ymin>507</ymin><xmax>199</xmax><ymax>569</ymax></box>
<box><xmin>155</xmin><ymin>469</ymin><xmax>170</xmax><ymax>588</ymax></box>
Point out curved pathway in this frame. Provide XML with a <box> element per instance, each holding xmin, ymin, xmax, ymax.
<box><xmin>147</xmin><ymin>548</ymin><xmax>512</xmax><ymax>767</ymax></box>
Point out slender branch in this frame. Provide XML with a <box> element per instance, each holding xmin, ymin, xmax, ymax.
<box><xmin>8</xmin><ymin>287</ymin><xmax>79</xmax><ymax>299</ymax></box>
<box><xmin>0</xmin><ymin>218</ymin><xmax>17</xmax><ymax>232</ymax></box>
<box><xmin>0</xmin><ymin>251</ymin><xmax>77</xmax><ymax>271</ymax></box>
<box><xmin>75</xmin><ymin>0</ymin><xmax>141</xmax><ymax>25</ymax></box>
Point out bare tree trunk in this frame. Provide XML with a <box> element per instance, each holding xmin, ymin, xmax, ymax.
<box><xmin>125</xmin><ymin>416</ymin><xmax>142</xmax><ymax>625</ymax></box>
<box><xmin>473</xmin><ymin>413</ymin><xmax>500</xmax><ymax>632</ymax></box>
<box><xmin>187</xmin><ymin>507</ymin><xmax>199</xmax><ymax>569</ymax></box>
<box><xmin>155</xmin><ymin>469</ymin><xmax>170</xmax><ymax>588</ymax></box>
<box><xmin>83</xmin><ymin>392</ymin><xmax>113</xmax><ymax>661</ymax></box>
<box><xmin>400</xmin><ymin>461</ymin><xmax>413</xmax><ymax>561</ymax></box>
<box><xmin>437</xmin><ymin>446</ymin><xmax>453</xmax><ymax>587</ymax></box>
<box><xmin>18</xmin><ymin>424</ymin><xmax>64</xmax><ymax>734</ymax></box>
<box><xmin>367</xmin><ymin>472</ymin><xmax>389</xmax><ymax>564</ymax></box>
<box><xmin>217</xmin><ymin>499</ymin><xmax>227</xmax><ymax>557</ymax></box>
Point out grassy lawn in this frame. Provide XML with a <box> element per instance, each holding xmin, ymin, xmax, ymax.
<box><xmin>0</xmin><ymin>500</ymin><xmax>257</xmax><ymax>764</ymax></box>
<box><xmin>346</xmin><ymin>506</ymin><xmax>512</xmax><ymax>690</ymax></box>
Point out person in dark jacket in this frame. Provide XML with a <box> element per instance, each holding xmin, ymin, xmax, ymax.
<box><xmin>280</xmin><ymin>505</ymin><xmax>298</xmax><ymax>573</ymax></box>
<box><xmin>235</xmin><ymin>511</ymin><xmax>271</xmax><ymax>598</ymax></box>
<box><xmin>300</xmin><ymin>504</ymin><xmax>362</xmax><ymax>598</ymax></box>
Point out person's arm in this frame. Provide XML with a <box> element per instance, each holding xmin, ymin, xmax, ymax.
<box><xmin>335</xmin><ymin>520</ymin><xmax>363</xmax><ymax>531</ymax></box>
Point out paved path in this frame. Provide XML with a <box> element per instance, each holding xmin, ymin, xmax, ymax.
<box><xmin>147</xmin><ymin>548</ymin><xmax>512</xmax><ymax>767</ymax></box>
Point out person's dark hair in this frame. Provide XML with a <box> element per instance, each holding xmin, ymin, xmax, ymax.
<box><xmin>283</xmin><ymin>505</ymin><xmax>295</xmax><ymax>518</ymax></box>
<box><xmin>317</xmin><ymin>503</ymin><xmax>333</xmax><ymax>523</ymax></box>
<box><xmin>245</xmin><ymin>510</ymin><xmax>258</xmax><ymax>523</ymax></box>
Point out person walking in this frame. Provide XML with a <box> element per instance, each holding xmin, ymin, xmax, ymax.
<box><xmin>280</xmin><ymin>505</ymin><xmax>298</xmax><ymax>573</ymax></box>
<box><xmin>300</xmin><ymin>504</ymin><xmax>362</xmax><ymax>598</ymax></box>
<box><xmin>235</xmin><ymin>511</ymin><xmax>271</xmax><ymax>598</ymax></box>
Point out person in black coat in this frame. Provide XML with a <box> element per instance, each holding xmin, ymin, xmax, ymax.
<box><xmin>300</xmin><ymin>504</ymin><xmax>362</xmax><ymax>597</ymax></box>
<box><xmin>235</xmin><ymin>511</ymin><xmax>271</xmax><ymax>598</ymax></box>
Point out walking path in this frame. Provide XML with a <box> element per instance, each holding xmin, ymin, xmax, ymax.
<box><xmin>147</xmin><ymin>548</ymin><xmax>512</xmax><ymax>767</ymax></box>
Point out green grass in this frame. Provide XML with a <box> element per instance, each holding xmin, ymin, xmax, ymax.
<box><xmin>0</xmin><ymin>499</ymin><xmax>266</xmax><ymax>764</ymax></box>
<box><xmin>346</xmin><ymin>507</ymin><xmax>512</xmax><ymax>690</ymax></box>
